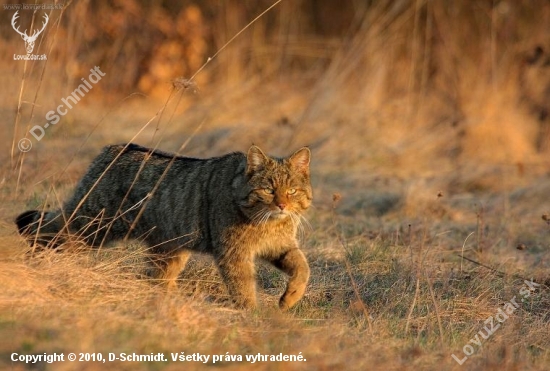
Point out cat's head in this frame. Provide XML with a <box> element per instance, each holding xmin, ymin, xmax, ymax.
<box><xmin>241</xmin><ymin>145</ymin><xmax>312</xmax><ymax>224</ymax></box>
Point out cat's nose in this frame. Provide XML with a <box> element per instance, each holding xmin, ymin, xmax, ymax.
<box><xmin>277</xmin><ymin>203</ymin><xmax>287</xmax><ymax>210</ymax></box>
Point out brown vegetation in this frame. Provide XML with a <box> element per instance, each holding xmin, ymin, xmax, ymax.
<box><xmin>1</xmin><ymin>1</ymin><xmax>550</xmax><ymax>370</ymax></box>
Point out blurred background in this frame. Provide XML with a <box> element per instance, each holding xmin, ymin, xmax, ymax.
<box><xmin>2</xmin><ymin>0</ymin><xmax>550</xmax><ymax>161</ymax></box>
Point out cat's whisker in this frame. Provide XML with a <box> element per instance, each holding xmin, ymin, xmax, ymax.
<box><xmin>261</xmin><ymin>210</ymin><xmax>272</xmax><ymax>225</ymax></box>
<box><xmin>290</xmin><ymin>209</ymin><xmax>303</xmax><ymax>225</ymax></box>
<box><xmin>298</xmin><ymin>213</ymin><xmax>312</xmax><ymax>231</ymax></box>
<box><xmin>288</xmin><ymin>211</ymin><xmax>299</xmax><ymax>225</ymax></box>
<box><xmin>290</xmin><ymin>212</ymin><xmax>305</xmax><ymax>241</ymax></box>
<box><xmin>261</xmin><ymin>210</ymin><xmax>271</xmax><ymax>225</ymax></box>
<box><xmin>288</xmin><ymin>210</ymin><xmax>311</xmax><ymax>242</ymax></box>
<box><xmin>250</xmin><ymin>208</ymin><xmax>268</xmax><ymax>224</ymax></box>
<box><xmin>249</xmin><ymin>209</ymin><xmax>263</xmax><ymax>224</ymax></box>
<box><xmin>287</xmin><ymin>210</ymin><xmax>300</xmax><ymax>228</ymax></box>
<box><xmin>250</xmin><ymin>207</ymin><xmax>272</xmax><ymax>226</ymax></box>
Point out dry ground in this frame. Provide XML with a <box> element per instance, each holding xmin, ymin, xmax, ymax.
<box><xmin>1</xmin><ymin>2</ymin><xmax>550</xmax><ymax>370</ymax></box>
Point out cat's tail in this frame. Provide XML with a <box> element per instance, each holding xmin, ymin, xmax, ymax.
<box><xmin>15</xmin><ymin>209</ymin><xmax>65</xmax><ymax>247</ymax></box>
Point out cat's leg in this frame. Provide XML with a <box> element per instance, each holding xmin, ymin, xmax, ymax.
<box><xmin>216</xmin><ymin>251</ymin><xmax>257</xmax><ymax>310</ymax></box>
<box><xmin>266</xmin><ymin>248</ymin><xmax>310</xmax><ymax>310</ymax></box>
<box><xmin>147</xmin><ymin>250</ymin><xmax>191</xmax><ymax>290</ymax></box>
<box><xmin>162</xmin><ymin>250</ymin><xmax>192</xmax><ymax>290</ymax></box>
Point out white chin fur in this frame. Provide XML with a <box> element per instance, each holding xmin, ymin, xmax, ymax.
<box><xmin>270</xmin><ymin>211</ymin><xmax>289</xmax><ymax>219</ymax></box>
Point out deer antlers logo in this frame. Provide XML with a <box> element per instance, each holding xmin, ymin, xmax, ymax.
<box><xmin>11</xmin><ymin>11</ymin><xmax>49</xmax><ymax>54</ymax></box>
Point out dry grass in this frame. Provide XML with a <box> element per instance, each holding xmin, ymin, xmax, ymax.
<box><xmin>2</xmin><ymin>1</ymin><xmax>550</xmax><ymax>370</ymax></box>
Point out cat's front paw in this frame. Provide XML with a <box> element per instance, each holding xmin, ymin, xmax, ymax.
<box><xmin>279</xmin><ymin>290</ymin><xmax>301</xmax><ymax>311</ymax></box>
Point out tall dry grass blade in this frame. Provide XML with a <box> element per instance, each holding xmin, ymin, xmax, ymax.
<box><xmin>424</xmin><ymin>268</ymin><xmax>445</xmax><ymax>349</ymax></box>
<box><xmin>343</xmin><ymin>257</ymin><xmax>374</xmax><ymax>333</ymax></box>
<box><xmin>460</xmin><ymin>232</ymin><xmax>475</xmax><ymax>275</ymax></box>
<box><xmin>405</xmin><ymin>276</ymin><xmax>420</xmax><ymax>334</ymax></box>
<box><xmin>14</xmin><ymin>7</ymin><xmax>69</xmax><ymax>192</ymax></box>
<box><xmin>188</xmin><ymin>0</ymin><xmax>283</xmax><ymax>83</ymax></box>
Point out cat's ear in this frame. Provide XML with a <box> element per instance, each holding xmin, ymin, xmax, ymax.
<box><xmin>247</xmin><ymin>145</ymin><xmax>268</xmax><ymax>174</ymax></box>
<box><xmin>289</xmin><ymin>147</ymin><xmax>310</xmax><ymax>175</ymax></box>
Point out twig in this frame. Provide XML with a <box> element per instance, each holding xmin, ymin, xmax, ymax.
<box><xmin>457</xmin><ymin>254</ymin><xmax>550</xmax><ymax>291</ymax></box>
<box><xmin>456</xmin><ymin>253</ymin><xmax>506</xmax><ymax>277</ymax></box>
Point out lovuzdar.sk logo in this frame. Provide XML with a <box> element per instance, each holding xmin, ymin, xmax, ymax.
<box><xmin>11</xmin><ymin>10</ymin><xmax>48</xmax><ymax>60</ymax></box>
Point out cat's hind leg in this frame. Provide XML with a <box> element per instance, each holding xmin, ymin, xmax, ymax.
<box><xmin>164</xmin><ymin>250</ymin><xmax>192</xmax><ymax>290</ymax></box>
<box><xmin>147</xmin><ymin>250</ymin><xmax>191</xmax><ymax>290</ymax></box>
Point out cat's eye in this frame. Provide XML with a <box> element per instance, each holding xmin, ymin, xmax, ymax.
<box><xmin>287</xmin><ymin>188</ymin><xmax>297</xmax><ymax>195</ymax></box>
<box><xmin>262</xmin><ymin>188</ymin><xmax>274</xmax><ymax>194</ymax></box>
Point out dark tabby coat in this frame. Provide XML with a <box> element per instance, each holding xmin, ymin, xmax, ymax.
<box><xmin>16</xmin><ymin>143</ymin><xmax>312</xmax><ymax>310</ymax></box>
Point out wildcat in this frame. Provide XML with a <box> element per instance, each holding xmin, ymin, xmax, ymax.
<box><xmin>15</xmin><ymin>143</ymin><xmax>312</xmax><ymax>310</ymax></box>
